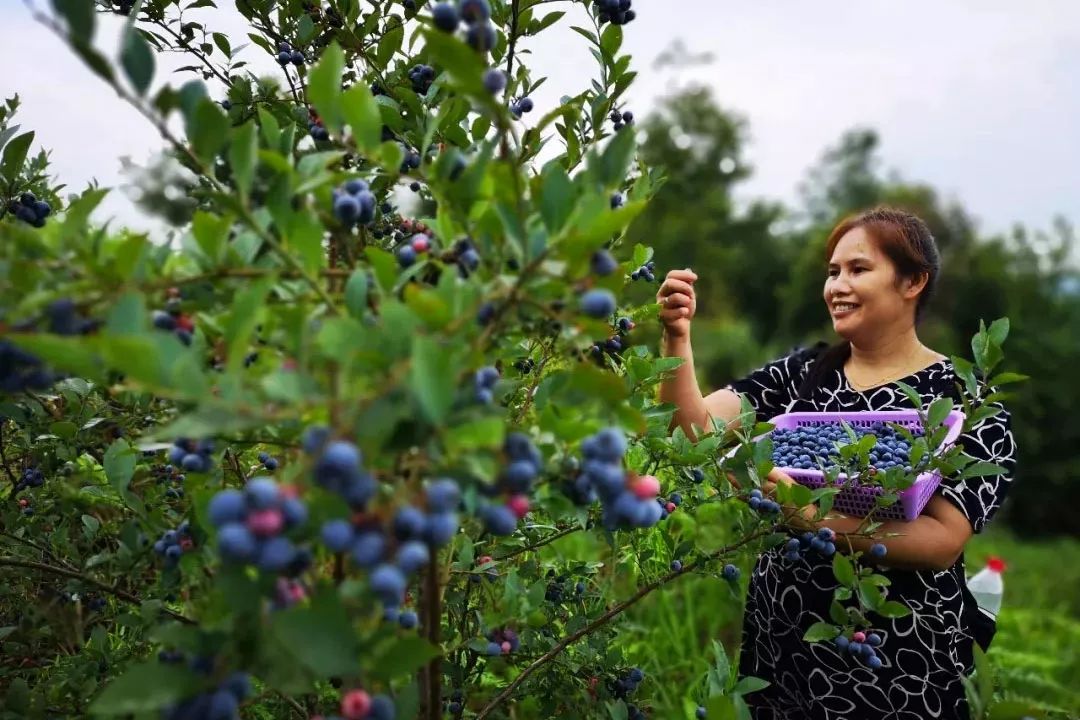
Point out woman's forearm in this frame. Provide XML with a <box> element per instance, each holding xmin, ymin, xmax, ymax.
<box><xmin>788</xmin><ymin>510</ymin><xmax>961</xmax><ymax>572</ymax></box>
<box><xmin>658</xmin><ymin>334</ymin><xmax>709</xmax><ymax>440</ymax></box>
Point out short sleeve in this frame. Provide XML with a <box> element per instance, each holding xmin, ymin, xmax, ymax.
<box><xmin>724</xmin><ymin>350</ymin><xmax>812</xmax><ymax>424</ymax></box>
<box><xmin>937</xmin><ymin>403</ymin><xmax>1016</xmax><ymax>534</ymax></box>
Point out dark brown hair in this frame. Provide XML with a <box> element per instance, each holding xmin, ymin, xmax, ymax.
<box><xmin>797</xmin><ymin>206</ymin><xmax>941</xmax><ymax>399</ymax></box>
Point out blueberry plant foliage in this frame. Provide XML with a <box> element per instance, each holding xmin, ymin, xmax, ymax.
<box><xmin>0</xmin><ymin>1</ymin><xmax>1023</xmax><ymax>719</ymax></box>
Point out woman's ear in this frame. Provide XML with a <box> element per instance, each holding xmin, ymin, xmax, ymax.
<box><xmin>901</xmin><ymin>271</ymin><xmax>929</xmax><ymax>300</ymax></box>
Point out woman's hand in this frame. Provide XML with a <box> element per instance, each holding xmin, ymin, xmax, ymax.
<box><xmin>763</xmin><ymin>467</ymin><xmax>818</xmax><ymax>530</ymax></box>
<box><xmin>657</xmin><ymin>268</ymin><xmax>698</xmax><ymax>340</ymax></box>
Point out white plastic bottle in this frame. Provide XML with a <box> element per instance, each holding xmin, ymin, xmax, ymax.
<box><xmin>967</xmin><ymin>556</ymin><xmax>1006</xmax><ymax>616</ymax></box>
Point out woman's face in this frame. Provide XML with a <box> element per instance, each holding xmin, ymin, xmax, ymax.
<box><xmin>823</xmin><ymin>227</ymin><xmax>921</xmax><ymax>341</ymax></box>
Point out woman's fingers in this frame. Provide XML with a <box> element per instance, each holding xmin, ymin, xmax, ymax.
<box><xmin>657</xmin><ymin>278</ymin><xmax>695</xmax><ymax>302</ymax></box>
<box><xmin>662</xmin><ymin>292</ymin><xmax>693</xmax><ymax>309</ymax></box>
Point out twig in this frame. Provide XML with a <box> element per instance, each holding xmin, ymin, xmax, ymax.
<box><xmin>493</xmin><ymin>525</ymin><xmax>581</xmax><ymax>561</ymax></box>
<box><xmin>0</xmin><ymin>557</ymin><xmax>196</xmax><ymax>625</ymax></box>
<box><xmin>474</xmin><ymin>528</ymin><xmax>774</xmax><ymax>719</ymax></box>
<box><xmin>274</xmin><ymin>690</ymin><xmax>307</xmax><ymax>718</ymax></box>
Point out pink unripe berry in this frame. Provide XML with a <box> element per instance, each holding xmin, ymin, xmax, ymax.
<box><xmin>179</xmin><ymin>537</ymin><xmax>194</xmax><ymax>551</ymax></box>
<box><xmin>852</xmin><ymin>631</ymin><xmax>866</xmax><ymax>643</ymax></box>
<box><xmin>632</xmin><ymin>475</ymin><xmax>660</xmax><ymax>500</ymax></box>
<box><xmin>247</xmin><ymin>508</ymin><xmax>284</xmax><ymax>536</ymax></box>
<box><xmin>341</xmin><ymin>689</ymin><xmax>372</xmax><ymax>719</ymax></box>
<box><xmin>507</xmin><ymin>494</ymin><xmax>530</xmax><ymax>519</ymax></box>
<box><xmin>665</xmin><ymin>502</ymin><xmax>676</xmax><ymax>513</ymax></box>
<box><xmin>478</xmin><ymin>555</ymin><xmax>493</xmax><ymax>565</ymax></box>
<box><xmin>501</xmin><ymin>641</ymin><xmax>512</xmax><ymax>654</ymax></box>
<box><xmin>411</xmin><ymin>234</ymin><xmax>430</xmax><ymax>252</ymax></box>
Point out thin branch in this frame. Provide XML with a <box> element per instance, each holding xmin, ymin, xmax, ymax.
<box><xmin>0</xmin><ymin>557</ymin><xmax>196</xmax><ymax>625</ymax></box>
<box><xmin>146</xmin><ymin>15</ymin><xmax>232</xmax><ymax>87</ymax></box>
<box><xmin>474</xmin><ymin>528</ymin><xmax>774</xmax><ymax>719</ymax></box>
<box><xmin>493</xmin><ymin>524</ymin><xmax>580</xmax><ymax>561</ymax></box>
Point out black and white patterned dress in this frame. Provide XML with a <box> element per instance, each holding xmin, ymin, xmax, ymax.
<box><xmin>725</xmin><ymin>347</ymin><xmax>1016</xmax><ymax>720</ymax></box>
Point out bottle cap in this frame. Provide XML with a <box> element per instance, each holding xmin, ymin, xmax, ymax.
<box><xmin>987</xmin><ymin>556</ymin><xmax>1006</xmax><ymax>573</ymax></box>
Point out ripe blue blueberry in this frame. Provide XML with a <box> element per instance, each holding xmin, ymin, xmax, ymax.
<box><xmin>334</xmin><ymin>194</ymin><xmax>361</xmax><ymax>224</ymax></box>
<box><xmin>208</xmin><ymin>489</ymin><xmax>245</xmax><ymax>527</ymax></box>
<box><xmin>670</xmin><ymin>560</ymin><xmax>682</xmax><ymax>571</ymax></box>
<box><xmin>459</xmin><ymin>0</ymin><xmax>491</xmax><ymax>23</ymax></box>
<box><xmin>321</xmin><ymin>520</ymin><xmax>354</xmax><ymax>552</ymax></box>
<box><xmin>483</xmin><ymin>68</ymin><xmax>507</xmax><ymax>94</ymax></box>
<box><xmin>370</xmin><ymin>563</ymin><xmax>407</xmax><ymax>605</ymax></box>
<box><xmin>397</xmin><ymin>245</ymin><xmax>417</xmax><ymax>268</ymax></box>
<box><xmin>867</xmin><ymin>654</ymin><xmax>883</xmax><ymax>669</ymax></box>
<box><xmin>465</xmin><ymin>21</ymin><xmax>496</xmax><ymax>51</ymax></box>
<box><xmin>301</xmin><ymin>425</ymin><xmax>331</xmax><ymax>454</ymax></box>
<box><xmin>395</xmin><ymin>540</ymin><xmax>430</xmax><ymax>574</ymax></box>
<box><xmin>518</xmin><ymin>97</ymin><xmax>534</xmax><ymax>113</ymax></box>
<box><xmin>425</xmin><ymin>478</ymin><xmax>462</xmax><ymax>512</ymax></box>
<box><xmin>257</xmin><ymin>536</ymin><xmax>297</xmax><ymax>572</ymax></box>
<box><xmin>368</xmin><ymin>695</ymin><xmax>395</xmax><ymax>720</ymax></box>
<box><xmin>482</xmin><ymin>504</ymin><xmax>518</xmax><ymax>535</ymax></box>
<box><xmin>432</xmin><ymin>2</ymin><xmax>459</xmax><ymax>31</ymax></box>
<box><xmin>866</xmin><ymin>632</ymin><xmax>882</xmax><ymax>647</ymax></box>
<box><xmin>244</xmin><ymin>477</ymin><xmax>280</xmax><ymax>509</ymax></box>
<box><xmin>722</xmin><ymin>564</ymin><xmax>739</xmax><ymax>581</ymax></box>
<box><xmin>697</xmin><ymin>707</ymin><xmax>707</xmax><ymax>719</ymax></box>
<box><xmin>393</xmin><ymin>506</ymin><xmax>428</xmax><ymax>540</ymax></box>
<box><xmin>870</xmin><ymin>543</ymin><xmax>887</xmax><ymax>559</ymax></box>
<box><xmin>399</xmin><ymin>610</ymin><xmax>419</xmax><ymax>629</ymax></box>
<box><xmin>350</xmin><ymin>531</ymin><xmax>386</xmax><ymax>568</ymax></box>
<box><xmin>424</xmin><ymin>512</ymin><xmax>459</xmax><ymax>546</ymax></box>
<box><xmin>835</xmin><ymin>635</ymin><xmax>849</xmax><ymax>651</ymax></box>
<box><xmin>591</xmin><ymin>249</ymin><xmax>618</xmax><ymax>276</ymax></box>
<box><xmin>207</xmin><ymin>690</ymin><xmax>238</xmax><ymax>719</ymax></box>
<box><xmin>218</xmin><ymin>523</ymin><xmax>257</xmax><ymax>562</ymax></box>
<box><xmin>320</xmin><ymin>440</ymin><xmax>362</xmax><ymax>475</ymax></box>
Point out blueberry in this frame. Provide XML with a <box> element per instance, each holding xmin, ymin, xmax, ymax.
<box><xmin>395</xmin><ymin>540</ymin><xmax>430</xmax><ymax>574</ymax></box>
<box><xmin>334</xmin><ymin>194</ymin><xmax>361</xmax><ymax>224</ymax></box>
<box><xmin>866</xmin><ymin>632</ymin><xmax>882</xmax><ymax>647</ymax></box>
<box><xmin>208</xmin><ymin>489</ymin><xmax>246</xmax><ymax>527</ymax></box>
<box><xmin>482</xmin><ymin>504</ymin><xmax>518</xmax><ymax>535</ymax></box>
<box><xmin>696</xmin><ymin>707</ymin><xmax>707</xmax><ymax>719</ymax></box>
<box><xmin>399</xmin><ymin>610</ymin><xmax>419</xmax><ymax>629</ymax></box>
<box><xmin>206</xmin><ymin>690</ymin><xmax>238</xmax><ymax>720</ymax></box>
<box><xmin>368</xmin><ymin>695</ymin><xmax>395</xmax><ymax>720</ymax></box>
<box><xmin>870</xmin><ymin>543</ymin><xmax>887</xmax><ymax>559</ymax></box>
<box><xmin>321</xmin><ymin>519</ymin><xmax>355</xmax><ymax>552</ymax></box>
<box><xmin>482</xmin><ymin>68</ymin><xmax>507</xmax><ymax>94</ymax></box>
<box><xmin>222</xmin><ymin>671</ymin><xmax>251</xmax><ymax>701</ymax></box>
<box><xmin>370</xmin><ymin>563</ymin><xmax>407</xmax><ymax>605</ymax></box>
<box><xmin>721</xmin><ymin>564</ymin><xmax>739</xmax><ymax>581</ymax></box>
<box><xmin>867</xmin><ymin>654</ymin><xmax>883</xmax><ymax>669</ymax></box>
<box><xmin>244</xmin><ymin>477</ymin><xmax>280</xmax><ymax>509</ymax></box>
<box><xmin>257</xmin><ymin>536</ymin><xmax>297</xmax><ymax>572</ymax></box>
<box><xmin>424</xmin><ymin>512</ymin><xmax>459</xmax><ymax>546</ymax></box>
<box><xmin>301</xmin><ymin>425</ymin><xmax>330</xmax><ymax>453</ymax></box>
<box><xmin>350</xmin><ymin>531</ymin><xmax>387</xmax><ymax>568</ymax></box>
<box><xmin>628</xmin><ymin>668</ymin><xmax>644</xmax><ymax>683</ymax></box>
<box><xmin>458</xmin><ymin>0</ymin><xmax>491</xmax><ymax>23</ymax></box>
<box><xmin>289</xmin><ymin>50</ymin><xmax>304</xmax><ymax>65</ymax></box>
<box><xmin>344</xmin><ymin>178</ymin><xmax>369</xmax><ymax>195</ymax></box>
<box><xmin>393</xmin><ymin>506</ymin><xmax>428</xmax><ymax>540</ymax></box>
<box><xmin>432</xmin><ymin>2</ymin><xmax>459</xmax><ymax>31</ymax></box>
<box><xmin>397</xmin><ymin>245</ymin><xmax>417</xmax><ymax>268</ymax></box>
<box><xmin>590</xmin><ymin>249</ymin><xmax>618</xmax><ymax>276</ymax></box>
<box><xmin>518</xmin><ymin>97</ymin><xmax>534</xmax><ymax>113</ymax></box>
<box><xmin>835</xmin><ymin>635</ymin><xmax>849</xmax><ymax>651</ymax></box>
<box><xmin>217</xmin><ymin>523</ymin><xmax>257</xmax><ymax>562</ymax></box>
<box><xmin>465</xmin><ymin>21</ymin><xmax>496</xmax><ymax>52</ymax></box>
<box><xmin>670</xmin><ymin>560</ymin><xmax>682</xmax><ymax>571</ymax></box>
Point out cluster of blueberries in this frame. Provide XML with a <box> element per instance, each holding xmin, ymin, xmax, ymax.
<box><xmin>408</xmin><ymin>64</ymin><xmax>436</xmax><ymax>94</ymax></box>
<box><xmin>609</xmin><ymin>667</ymin><xmax>646</xmax><ymax>712</ymax></box>
<box><xmin>429</xmin><ymin>0</ymin><xmax>496</xmax><ymax>50</ymax></box>
<box><xmin>571</xmin><ymin>428</ymin><xmax>666</xmax><ymax>531</ymax></box>
<box><xmin>168</xmin><ymin>437</ymin><xmax>215</xmax><ymax>474</ymax></box>
<box><xmin>332</xmin><ymin>179</ymin><xmax>378</xmax><ymax>227</ymax></box>
<box><xmin>631</xmin><ymin>260</ymin><xmax>657</xmax><ymax>282</ymax></box>
<box><xmin>1</xmin><ymin>299</ymin><xmax>99</xmax><ymax>392</ymax></box>
<box><xmin>770</xmin><ymin>421</ymin><xmax>922</xmax><ymax>473</ymax></box>
<box><xmin>447</xmin><ymin>237</ymin><xmax>481</xmax><ymax>278</ymax></box>
<box><xmin>783</xmin><ymin>527</ymin><xmax>837</xmax><ymax>561</ymax></box>
<box><xmin>153</xmin><ymin>521</ymin><xmax>195</xmax><ymax>569</ymax></box>
<box><xmin>747</xmin><ymin>488</ymin><xmax>781</xmax><ymax>515</ymax></box>
<box><xmin>474</xmin><ymin>365</ymin><xmax>500</xmax><ymax>405</ymax></box>
<box><xmin>157</xmin><ymin>653</ymin><xmax>251</xmax><ymax>720</ymax></box>
<box><xmin>309</xmin><ymin>116</ymin><xmax>329</xmax><ymax>141</ymax></box>
<box><xmin>593</xmin><ymin>0</ymin><xmax>637</xmax><ymax>26</ymax></box>
<box><xmin>385</xmin><ymin>605</ymin><xmax>419</xmax><ymax>629</ymax></box>
<box><xmin>151</xmin><ymin>291</ymin><xmax>197</xmax><ymax>347</ymax></box>
<box><xmin>509</xmin><ymin>96</ymin><xmax>535</xmax><ymax>119</ymax></box>
<box><xmin>588</xmin><ymin>315</ymin><xmax>636</xmax><ymax>365</ymax></box>
<box><xmin>257</xmin><ymin>451</ymin><xmax>280</xmax><ymax>472</ymax></box>
<box><xmin>275</xmin><ymin>41</ymin><xmax>306</xmax><ymax>66</ymax></box>
<box><xmin>303</xmin><ymin>427</ymin><xmax>378</xmax><ymax>509</ymax></box>
<box><xmin>609</xmin><ymin>108</ymin><xmax>634</xmax><ymax>131</ymax></box>
<box><xmin>545</xmin><ymin>570</ymin><xmax>588</xmax><ymax>603</ymax></box>
<box><xmin>7</xmin><ymin>191</ymin><xmax>52</xmax><ymax>227</ymax></box>
<box><xmin>483</xmin><ymin>627</ymin><xmax>520</xmax><ymax>655</ymax></box>
<box><xmin>835</xmin><ymin>630</ymin><xmax>885</xmax><ymax>670</ymax></box>
<box><xmin>333</xmin><ymin>688</ymin><xmax>395</xmax><ymax>720</ymax></box>
<box><xmin>208</xmin><ymin>478</ymin><xmax>310</xmax><ymax>574</ymax></box>
<box><xmin>150</xmin><ymin>462</ymin><xmax>186</xmax><ymax>500</ymax></box>
<box><xmin>395</xmin><ymin>232</ymin><xmax>432</xmax><ymax>268</ymax></box>
<box><xmin>478</xmin><ymin>432</ymin><xmax>542</xmax><ymax>535</ymax></box>
<box><xmin>14</xmin><ymin>467</ymin><xmax>44</xmax><ymax>493</ymax></box>
<box><xmin>580</xmin><ymin>288</ymin><xmax>617</xmax><ymax>319</ymax></box>
<box><xmin>444</xmin><ymin>688</ymin><xmax>466</xmax><ymax>716</ymax></box>
<box><xmin>512</xmin><ymin>357</ymin><xmax>536</xmax><ymax>374</ymax></box>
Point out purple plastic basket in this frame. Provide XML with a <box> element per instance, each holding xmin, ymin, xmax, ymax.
<box><xmin>765</xmin><ymin>410</ymin><xmax>966</xmax><ymax>521</ymax></box>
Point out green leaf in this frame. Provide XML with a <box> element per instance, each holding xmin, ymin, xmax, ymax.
<box><xmin>986</xmin><ymin>371</ymin><xmax>1028</xmax><ymax>387</ymax></box>
<box><xmin>191</xmin><ymin>211</ymin><xmax>230</xmax><ymax>263</ymax></box>
<box><xmin>377</xmin><ymin>19</ymin><xmax>405</xmax><ymax>66</ymax></box>
<box><xmin>270</xmin><ymin>593</ymin><xmax>361</xmax><ymax>678</ymax></box>
<box><xmin>411</xmin><ymin>335</ymin><xmax>455</xmax><ymax>424</ymax></box>
<box><xmin>540</xmin><ymin>161</ymin><xmax>575</xmax><ymax>233</ymax></box>
<box><xmin>308</xmin><ymin>42</ymin><xmax>345</xmax><ymax>133</ymax></box>
<box><xmin>958</xmin><ymin>461</ymin><xmax>1008</xmax><ymax>480</ymax></box>
<box><xmin>368</xmin><ymin>635</ymin><xmax>441</xmax><ymax>682</ymax></box>
<box><xmin>89</xmin><ymin>661</ymin><xmax>202</xmax><ymax>714</ymax></box>
<box><xmin>875</xmin><ymin>600</ymin><xmax>912</xmax><ymax>619</ymax></box>
<box><xmin>229</xmin><ymin>121</ymin><xmax>258</xmax><ymax>198</ymax></box>
<box><xmin>926</xmin><ymin>397</ymin><xmax>953</xmax><ymax>428</ymax></box>
<box><xmin>832</xmin><ymin>553</ymin><xmax>855</xmax><ymax>587</ymax></box>
<box><xmin>104</xmin><ymin>439</ymin><xmax>137</xmax><ymax>494</ymax></box>
<box><xmin>106</xmin><ymin>292</ymin><xmax>148</xmax><ymax>335</ymax></box>
<box><xmin>732</xmin><ymin>676</ymin><xmax>770</xmax><ymax>696</ymax></box>
<box><xmin>0</xmin><ymin>130</ymin><xmax>33</xmax><ymax>184</ymax></box>
<box><xmin>189</xmin><ymin>98</ymin><xmax>228</xmax><ymax>163</ymax></box>
<box><xmin>857</xmin><ymin>579</ymin><xmax>884</xmax><ymax>611</ymax></box>
<box><xmin>599</xmin><ymin>23</ymin><xmax>623</xmax><ymax>60</ymax></box>
<box><xmin>342</xmin><ymin>82</ymin><xmax>381</xmax><ymax>151</ymax></box>
<box><xmin>6</xmin><ymin>334</ymin><xmax>105</xmax><ymax>383</ymax></box>
<box><xmin>802</xmin><ymin>621</ymin><xmax>838</xmax><ymax>642</ymax></box>
<box><xmin>444</xmin><ymin>417</ymin><xmax>506</xmax><ymax>454</ymax></box>
<box><xmin>344</xmin><ymin>269</ymin><xmax>371</xmax><ymax>319</ymax></box>
<box><xmin>121</xmin><ymin>28</ymin><xmax>155</xmax><ymax>95</ymax></box>
<box><xmin>893</xmin><ymin>380</ymin><xmax>923</xmax><ymax>411</ymax></box>
<box><xmin>224</xmin><ymin>275</ymin><xmax>275</xmax><ymax>374</ymax></box>
<box><xmin>986</xmin><ymin>317</ymin><xmax>1009</xmax><ymax>347</ymax></box>
<box><xmin>52</xmin><ymin>0</ymin><xmax>95</xmax><ymax>42</ymax></box>
<box><xmin>5</xmin><ymin>677</ymin><xmax>29</xmax><ymax>713</ymax></box>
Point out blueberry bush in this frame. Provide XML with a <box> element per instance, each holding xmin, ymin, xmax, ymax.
<box><xmin>0</xmin><ymin>1</ymin><xmax>1029</xmax><ymax>718</ymax></box>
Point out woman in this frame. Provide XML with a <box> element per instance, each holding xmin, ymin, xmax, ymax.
<box><xmin>657</xmin><ymin>207</ymin><xmax>1016</xmax><ymax>720</ymax></box>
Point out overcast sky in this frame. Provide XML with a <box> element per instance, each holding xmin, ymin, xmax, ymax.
<box><xmin>2</xmin><ymin>0</ymin><xmax>1078</xmax><ymax>240</ymax></box>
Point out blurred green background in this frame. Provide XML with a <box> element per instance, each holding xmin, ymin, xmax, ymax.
<box><xmin>611</xmin><ymin>84</ymin><xmax>1079</xmax><ymax>717</ymax></box>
